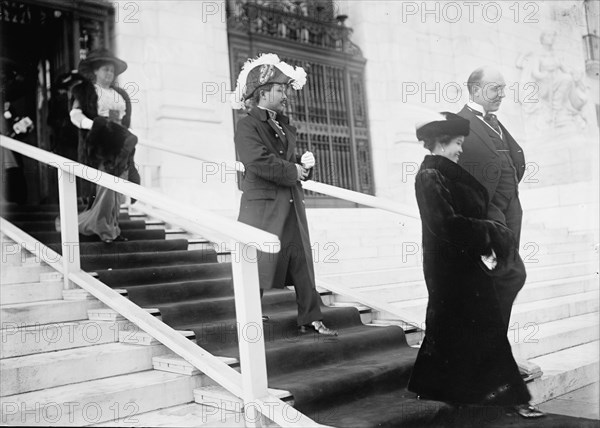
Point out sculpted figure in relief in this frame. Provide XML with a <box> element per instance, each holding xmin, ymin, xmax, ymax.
<box><xmin>516</xmin><ymin>30</ymin><xmax>588</xmax><ymax>131</ymax></box>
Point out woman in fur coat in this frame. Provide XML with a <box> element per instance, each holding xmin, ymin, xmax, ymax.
<box><xmin>69</xmin><ymin>50</ymin><xmax>138</xmax><ymax>243</ymax></box>
<box><xmin>407</xmin><ymin>112</ymin><xmax>543</xmax><ymax>418</ymax></box>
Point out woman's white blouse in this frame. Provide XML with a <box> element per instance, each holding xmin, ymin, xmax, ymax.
<box><xmin>94</xmin><ymin>84</ymin><xmax>126</xmax><ymax>121</ymax></box>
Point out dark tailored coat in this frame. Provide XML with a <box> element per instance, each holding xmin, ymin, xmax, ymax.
<box><xmin>235</xmin><ymin>107</ymin><xmax>315</xmax><ymax>290</ymax></box>
<box><xmin>457</xmin><ymin>105</ymin><xmax>525</xmax><ymax>204</ymax></box>
<box><xmin>407</xmin><ymin>155</ymin><xmax>530</xmax><ymax>406</ymax></box>
<box><xmin>457</xmin><ymin>105</ymin><xmax>527</xmax><ymax>331</ymax></box>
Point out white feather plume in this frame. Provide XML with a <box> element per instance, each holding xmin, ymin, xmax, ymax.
<box><xmin>414</xmin><ymin>111</ymin><xmax>447</xmax><ymax>133</ymax></box>
<box><xmin>275</xmin><ymin>62</ymin><xmax>307</xmax><ymax>90</ymax></box>
<box><xmin>230</xmin><ymin>53</ymin><xmax>308</xmax><ymax>109</ymax></box>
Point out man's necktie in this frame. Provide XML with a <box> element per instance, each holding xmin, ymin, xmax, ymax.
<box><xmin>266</xmin><ymin>110</ymin><xmax>285</xmax><ymax>136</ymax></box>
<box><xmin>483</xmin><ymin>112</ymin><xmax>502</xmax><ymax>136</ymax></box>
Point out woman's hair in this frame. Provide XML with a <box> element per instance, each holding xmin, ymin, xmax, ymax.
<box><xmin>422</xmin><ymin>134</ymin><xmax>457</xmax><ymax>151</ymax></box>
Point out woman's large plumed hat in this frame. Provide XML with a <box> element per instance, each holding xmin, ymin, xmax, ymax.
<box><xmin>415</xmin><ymin>112</ymin><xmax>470</xmax><ymax>141</ymax></box>
<box><xmin>230</xmin><ymin>53</ymin><xmax>307</xmax><ymax>109</ymax></box>
<box><xmin>78</xmin><ymin>49</ymin><xmax>128</xmax><ymax>77</ymax></box>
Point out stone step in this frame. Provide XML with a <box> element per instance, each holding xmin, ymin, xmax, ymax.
<box><xmin>1</xmin><ymin>243</ymin><xmax>28</xmax><ymax>266</ymax></box>
<box><xmin>0</xmin><ymin>299</ymin><xmax>105</xmax><ymax>326</ymax></box>
<box><xmin>335</xmin><ymin>261</ymin><xmax>597</xmax><ymax>291</ymax></box>
<box><xmin>0</xmin><ymin>319</ymin><xmax>131</xmax><ymax>359</ymax></box>
<box><xmin>307</xmin><ymin>208</ymin><xmax>408</xmax><ymax>227</ymax></box>
<box><xmin>510</xmin><ymin>313</ymin><xmax>599</xmax><ymax>360</ymax></box>
<box><xmin>152</xmin><ymin>354</ymin><xmax>238</xmax><ymax>376</ymax></box>
<box><xmin>519</xmin><ymin>249</ymin><xmax>597</xmax><ymax>267</ymax></box>
<box><xmin>390</xmin><ymin>290</ymin><xmax>599</xmax><ymax>327</ymax></box>
<box><xmin>0</xmin><ymin>370</ymin><xmax>202</xmax><ymax>426</ymax></box>
<box><xmin>528</xmin><ymin>341</ymin><xmax>599</xmax><ymax>405</ymax></box>
<box><xmin>316</xmin><ymin>246</ymin><xmax>596</xmax><ymax>276</ymax></box>
<box><xmin>511</xmin><ymin>290</ymin><xmax>599</xmax><ymax>326</ymax></box>
<box><xmin>316</xmin><ymin>255</ymin><xmax>419</xmax><ymax>275</ymax></box>
<box><xmin>311</xmin><ymin>226</ymin><xmax>592</xmax><ymax>254</ymax></box>
<box><xmin>319</xmin><ymin>233</ymin><xmax>593</xmax><ymax>255</ymax></box>
<box><xmin>1</xmin><ymin>342</ymin><xmax>171</xmax><ymax>396</ymax></box>
<box><xmin>0</xmin><ymin>280</ymin><xmax>63</xmax><ymax>305</ymax></box>
<box><xmin>328</xmin><ymin>302</ymin><xmax>373</xmax><ymax>324</ymax></box>
<box><xmin>0</xmin><ymin>265</ymin><xmax>56</xmax><ymax>285</ymax></box>
<box><xmin>515</xmin><ymin>274</ymin><xmax>598</xmax><ymax>304</ymax></box>
<box><xmin>537</xmin><ymin>241</ymin><xmax>596</xmax><ymax>255</ymax></box>
<box><xmin>341</xmin><ymin>273</ymin><xmax>597</xmax><ymax>307</ymax></box>
<box><xmin>194</xmin><ymin>385</ymin><xmax>291</xmax><ymax>413</ymax></box>
<box><xmin>91</xmin><ymin>402</ymin><xmax>254</xmax><ymax>427</ymax></box>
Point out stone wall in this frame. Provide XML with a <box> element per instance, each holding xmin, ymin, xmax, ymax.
<box><xmin>112</xmin><ymin>0</ymin><xmax>240</xmax><ymax>215</ymax></box>
<box><xmin>338</xmin><ymin>0</ymin><xmax>598</xmax><ymax>231</ymax></box>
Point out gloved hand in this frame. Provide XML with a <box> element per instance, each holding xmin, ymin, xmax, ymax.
<box><xmin>481</xmin><ymin>249</ymin><xmax>498</xmax><ymax>270</ymax></box>
<box><xmin>296</xmin><ymin>164</ymin><xmax>309</xmax><ymax>181</ymax></box>
<box><xmin>301</xmin><ymin>151</ymin><xmax>315</xmax><ymax>169</ymax></box>
<box><xmin>13</xmin><ymin>117</ymin><xmax>34</xmax><ymax>134</ymax></box>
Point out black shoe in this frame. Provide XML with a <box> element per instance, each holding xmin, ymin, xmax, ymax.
<box><xmin>299</xmin><ymin>321</ymin><xmax>338</xmax><ymax>336</ymax></box>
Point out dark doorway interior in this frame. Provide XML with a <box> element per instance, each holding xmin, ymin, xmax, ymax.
<box><xmin>1</xmin><ymin>0</ymin><xmax>111</xmax><ymax>204</ymax></box>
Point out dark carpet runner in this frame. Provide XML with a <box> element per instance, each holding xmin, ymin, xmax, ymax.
<box><xmin>2</xmin><ymin>203</ymin><xmax>596</xmax><ymax>428</ymax></box>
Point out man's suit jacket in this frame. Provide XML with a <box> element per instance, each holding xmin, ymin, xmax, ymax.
<box><xmin>234</xmin><ymin>107</ymin><xmax>315</xmax><ymax>290</ymax></box>
<box><xmin>457</xmin><ymin>105</ymin><xmax>526</xmax><ymax>204</ymax></box>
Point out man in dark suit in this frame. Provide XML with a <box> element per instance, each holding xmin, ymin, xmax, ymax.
<box><xmin>231</xmin><ymin>54</ymin><xmax>337</xmax><ymax>336</ymax></box>
<box><xmin>458</xmin><ymin>66</ymin><xmax>527</xmax><ymax>331</ymax></box>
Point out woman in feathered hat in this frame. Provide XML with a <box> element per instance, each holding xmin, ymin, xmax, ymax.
<box><xmin>69</xmin><ymin>49</ymin><xmax>139</xmax><ymax>243</ymax></box>
<box><xmin>231</xmin><ymin>53</ymin><xmax>337</xmax><ymax>336</ymax></box>
<box><xmin>407</xmin><ymin>112</ymin><xmax>543</xmax><ymax>418</ymax></box>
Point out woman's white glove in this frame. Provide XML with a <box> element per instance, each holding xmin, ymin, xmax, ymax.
<box><xmin>70</xmin><ymin>109</ymin><xmax>93</xmax><ymax>130</ymax></box>
<box><xmin>301</xmin><ymin>151</ymin><xmax>315</xmax><ymax>169</ymax></box>
<box><xmin>481</xmin><ymin>249</ymin><xmax>498</xmax><ymax>270</ymax></box>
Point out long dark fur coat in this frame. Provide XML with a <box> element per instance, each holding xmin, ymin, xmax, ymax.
<box><xmin>407</xmin><ymin>155</ymin><xmax>530</xmax><ymax>406</ymax></box>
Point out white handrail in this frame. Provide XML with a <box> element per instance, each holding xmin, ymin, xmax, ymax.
<box><xmin>138</xmin><ymin>138</ymin><xmax>420</xmax><ymax>218</ymax></box>
<box><xmin>1</xmin><ymin>136</ymin><xmax>279</xmax><ymax>251</ymax></box>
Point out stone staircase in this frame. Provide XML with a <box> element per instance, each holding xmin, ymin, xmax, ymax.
<box><xmin>2</xmin><ymin>204</ymin><xmax>598</xmax><ymax>426</ymax></box>
<box><xmin>0</xmin><ymin>229</ymin><xmax>251</xmax><ymax>427</ymax></box>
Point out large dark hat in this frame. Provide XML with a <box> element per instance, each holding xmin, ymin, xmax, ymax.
<box><xmin>415</xmin><ymin>112</ymin><xmax>470</xmax><ymax>141</ymax></box>
<box><xmin>78</xmin><ymin>49</ymin><xmax>128</xmax><ymax>77</ymax></box>
<box><xmin>231</xmin><ymin>53</ymin><xmax>307</xmax><ymax>109</ymax></box>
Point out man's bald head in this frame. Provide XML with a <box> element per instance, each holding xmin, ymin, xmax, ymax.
<box><xmin>467</xmin><ymin>66</ymin><xmax>506</xmax><ymax>113</ymax></box>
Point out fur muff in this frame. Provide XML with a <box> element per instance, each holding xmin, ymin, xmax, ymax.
<box><xmin>85</xmin><ymin>117</ymin><xmax>137</xmax><ymax>176</ymax></box>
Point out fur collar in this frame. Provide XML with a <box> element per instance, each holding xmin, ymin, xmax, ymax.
<box><xmin>420</xmin><ymin>155</ymin><xmax>488</xmax><ymax>198</ymax></box>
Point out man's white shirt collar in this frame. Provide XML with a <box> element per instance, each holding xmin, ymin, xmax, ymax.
<box><xmin>467</xmin><ymin>101</ymin><xmax>503</xmax><ymax>137</ymax></box>
<box><xmin>467</xmin><ymin>101</ymin><xmax>486</xmax><ymax>116</ymax></box>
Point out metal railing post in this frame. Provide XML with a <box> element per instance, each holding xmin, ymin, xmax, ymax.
<box><xmin>57</xmin><ymin>167</ymin><xmax>81</xmax><ymax>289</ymax></box>
<box><xmin>230</xmin><ymin>243</ymin><xmax>269</xmax><ymax>428</ymax></box>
